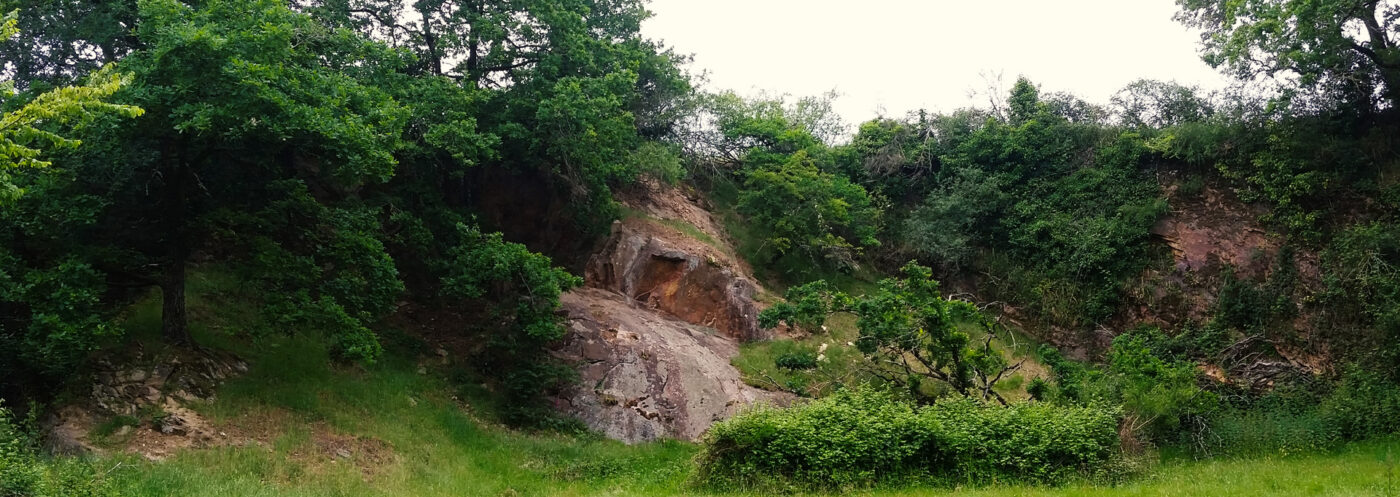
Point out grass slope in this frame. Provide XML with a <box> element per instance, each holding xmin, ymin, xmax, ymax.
<box><xmin>105</xmin><ymin>339</ymin><xmax>1400</xmax><ymax>497</ymax></box>
<box><xmin>98</xmin><ymin>268</ymin><xmax>1400</xmax><ymax>497</ymax></box>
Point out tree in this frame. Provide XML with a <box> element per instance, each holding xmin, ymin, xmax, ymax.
<box><xmin>759</xmin><ymin>262</ymin><xmax>1022</xmax><ymax>404</ymax></box>
<box><xmin>439</xmin><ymin>225</ymin><xmax>582</xmax><ymax>424</ymax></box>
<box><xmin>0</xmin><ymin>0</ymin><xmax>140</xmax><ymax>89</ymax></box>
<box><xmin>738</xmin><ymin>150</ymin><xmax>882</xmax><ymax>272</ymax></box>
<box><xmin>0</xmin><ymin>10</ymin><xmax>142</xmax><ymax>399</ymax></box>
<box><xmin>1176</xmin><ymin>0</ymin><xmax>1400</xmax><ymax>108</ymax></box>
<box><xmin>1110</xmin><ymin>79</ymin><xmax>1214</xmax><ymax>128</ymax></box>
<box><xmin>82</xmin><ymin>0</ymin><xmax>406</xmax><ymax>347</ymax></box>
<box><xmin>1007</xmin><ymin>77</ymin><xmax>1042</xmax><ymax>125</ymax></box>
<box><xmin>303</xmin><ymin>0</ymin><xmax>691</xmax><ymax>231</ymax></box>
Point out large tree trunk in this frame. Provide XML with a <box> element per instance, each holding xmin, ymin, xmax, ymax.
<box><xmin>160</xmin><ymin>142</ymin><xmax>192</xmax><ymax>346</ymax></box>
<box><xmin>161</xmin><ymin>257</ymin><xmax>190</xmax><ymax>346</ymax></box>
<box><xmin>421</xmin><ymin>5</ymin><xmax>442</xmax><ymax>76</ymax></box>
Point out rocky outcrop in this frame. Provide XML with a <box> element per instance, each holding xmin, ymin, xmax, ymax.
<box><xmin>43</xmin><ymin>347</ymin><xmax>245</xmax><ymax>459</ymax></box>
<box><xmin>554</xmin><ymin>288</ymin><xmax>780</xmax><ymax>443</ymax></box>
<box><xmin>586</xmin><ymin>219</ymin><xmax>769</xmax><ymax>342</ymax></box>
<box><xmin>555</xmin><ymin>183</ymin><xmax>784</xmax><ymax>443</ymax></box>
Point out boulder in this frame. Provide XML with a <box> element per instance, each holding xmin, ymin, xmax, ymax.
<box><xmin>554</xmin><ymin>288</ymin><xmax>781</xmax><ymax>443</ymax></box>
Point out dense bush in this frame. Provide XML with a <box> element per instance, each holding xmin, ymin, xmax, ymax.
<box><xmin>774</xmin><ymin>350</ymin><xmax>819</xmax><ymax>371</ymax></box>
<box><xmin>1196</xmin><ymin>367</ymin><xmax>1400</xmax><ymax>457</ymax></box>
<box><xmin>439</xmin><ymin>225</ymin><xmax>584</xmax><ymax>426</ymax></box>
<box><xmin>1037</xmin><ymin>329</ymin><xmax>1216</xmax><ymax>445</ymax></box>
<box><xmin>891</xmin><ymin>81</ymin><xmax>1168</xmax><ymax>329</ymax></box>
<box><xmin>694</xmin><ymin>389</ymin><xmax>1122</xmax><ymax>490</ymax></box>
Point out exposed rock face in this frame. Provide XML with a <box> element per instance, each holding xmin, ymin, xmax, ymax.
<box><xmin>554</xmin><ymin>288</ymin><xmax>778</xmax><ymax>443</ymax></box>
<box><xmin>585</xmin><ymin>219</ymin><xmax>769</xmax><ymax>342</ymax></box>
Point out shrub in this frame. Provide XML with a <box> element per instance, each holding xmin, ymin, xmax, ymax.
<box><xmin>774</xmin><ymin>351</ymin><xmax>818</xmax><ymax>371</ymax></box>
<box><xmin>694</xmin><ymin>388</ymin><xmax>1122</xmax><ymax>490</ymax></box>
<box><xmin>0</xmin><ymin>403</ymin><xmax>118</xmax><ymax>497</ymax></box>
<box><xmin>440</xmin><ymin>224</ymin><xmax>584</xmax><ymax>427</ymax></box>
<box><xmin>1193</xmin><ymin>367</ymin><xmax>1400</xmax><ymax>457</ymax></box>
<box><xmin>738</xmin><ymin>151</ymin><xmax>882</xmax><ymax>272</ymax></box>
<box><xmin>1318</xmin><ymin>366</ymin><xmax>1400</xmax><ymax>440</ymax></box>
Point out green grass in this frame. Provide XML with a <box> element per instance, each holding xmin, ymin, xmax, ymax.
<box><xmin>733</xmin><ymin>313</ymin><xmax>872</xmax><ymax>397</ymax></box>
<box><xmin>106</xmin><ymin>334</ymin><xmax>699</xmax><ymax>497</ymax></box>
<box><xmin>102</xmin><ymin>333</ymin><xmax>1400</xmax><ymax>497</ymax></box>
<box><xmin>96</xmin><ymin>267</ymin><xmax>1400</xmax><ymax>496</ymax></box>
<box><xmin>104</xmin><ymin>346</ymin><xmax>1400</xmax><ymax>497</ymax></box>
<box><xmin>618</xmin><ymin>205</ymin><xmax>724</xmax><ymax>250</ymax></box>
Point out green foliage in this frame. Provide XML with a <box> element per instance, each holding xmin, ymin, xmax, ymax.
<box><xmin>1007</xmin><ymin>77</ymin><xmax>1042</xmax><ymax>125</ymax></box>
<box><xmin>440</xmin><ymin>225</ymin><xmax>583</xmax><ymax>426</ymax></box>
<box><xmin>1317</xmin><ymin>366</ymin><xmax>1400</xmax><ymax>440</ymax></box>
<box><xmin>695</xmin><ymin>388</ymin><xmax>1122</xmax><ymax>490</ymax></box>
<box><xmin>1039</xmin><ymin>329</ymin><xmax>1216</xmax><ymax>444</ymax></box>
<box><xmin>0</xmin><ymin>0</ymin><xmax>690</xmax><ymax>422</ymax></box>
<box><xmin>758</xmin><ymin>280</ymin><xmax>851</xmax><ymax>333</ymax></box>
<box><xmin>904</xmin><ymin>167</ymin><xmax>1009</xmax><ymax>269</ymax></box>
<box><xmin>774</xmin><ymin>350</ymin><xmax>819</xmax><ymax>371</ymax></box>
<box><xmin>214</xmin><ymin>181</ymin><xmax>404</xmax><ymax>363</ymax></box>
<box><xmin>738</xmin><ymin>150</ymin><xmax>882</xmax><ymax>271</ymax></box>
<box><xmin>626</xmin><ymin>141</ymin><xmax>685</xmax><ymax>184</ymax></box>
<box><xmin>895</xmin><ymin>80</ymin><xmax>1168</xmax><ymax>329</ymax></box>
<box><xmin>0</xmin><ymin>403</ymin><xmax>119</xmax><ymax>497</ymax></box>
<box><xmin>761</xmin><ymin>262</ymin><xmax>1021</xmax><ymax>403</ymax></box>
<box><xmin>1175</xmin><ymin>0</ymin><xmax>1400</xmax><ymax>108</ymax></box>
<box><xmin>1110</xmin><ymin>79</ymin><xmax>1215</xmax><ymax>128</ymax></box>
<box><xmin>1199</xmin><ymin>366</ymin><xmax>1400</xmax><ymax>457</ymax></box>
<box><xmin>0</xmin><ymin>254</ymin><xmax>116</xmax><ymax>379</ymax></box>
<box><xmin>0</xmin><ymin>64</ymin><xmax>142</xmax><ymax>203</ymax></box>
<box><xmin>1320</xmin><ymin>221</ymin><xmax>1400</xmax><ymax>367</ymax></box>
<box><xmin>1104</xmin><ymin>331</ymin><xmax>1217</xmax><ymax>440</ymax></box>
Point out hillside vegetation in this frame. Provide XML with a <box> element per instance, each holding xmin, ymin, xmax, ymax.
<box><xmin>2</xmin><ymin>0</ymin><xmax>1400</xmax><ymax>495</ymax></box>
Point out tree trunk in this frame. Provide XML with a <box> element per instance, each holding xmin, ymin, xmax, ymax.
<box><xmin>465</xmin><ymin>0</ymin><xmax>482</xmax><ymax>86</ymax></box>
<box><xmin>421</xmin><ymin>6</ymin><xmax>442</xmax><ymax>76</ymax></box>
<box><xmin>161</xmin><ymin>257</ymin><xmax>191</xmax><ymax>346</ymax></box>
<box><xmin>160</xmin><ymin>139</ymin><xmax>192</xmax><ymax>347</ymax></box>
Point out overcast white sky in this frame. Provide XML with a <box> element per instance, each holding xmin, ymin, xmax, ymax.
<box><xmin>640</xmin><ymin>0</ymin><xmax>1236</xmax><ymax>125</ymax></box>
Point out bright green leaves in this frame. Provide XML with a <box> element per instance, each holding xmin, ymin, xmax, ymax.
<box><xmin>441</xmin><ymin>224</ymin><xmax>582</xmax><ymax>342</ymax></box>
<box><xmin>1104</xmin><ymin>330</ymin><xmax>1217</xmax><ymax>438</ymax></box>
<box><xmin>759</xmin><ymin>280</ymin><xmax>853</xmax><ymax>333</ymax></box>
<box><xmin>697</xmin><ymin>388</ymin><xmax>1123</xmax><ymax>489</ymax></box>
<box><xmin>0</xmin><ymin>67</ymin><xmax>142</xmax><ymax>204</ymax></box>
<box><xmin>535</xmin><ymin>72</ymin><xmax>639</xmax><ymax>184</ymax></box>
<box><xmin>0</xmin><ymin>9</ymin><xmax>13</xmax><ymax>39</ymax></box>
<box><xmin>738</xmin><ymin>151</ymin><xmax>882</xmax><ymax>271</ymax></box>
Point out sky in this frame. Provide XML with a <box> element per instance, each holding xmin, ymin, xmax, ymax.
<box><xmin>640</xmin><ymin>0</ymin><xmax>1237</xmax><ymax>126</ymax></box>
